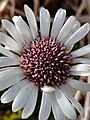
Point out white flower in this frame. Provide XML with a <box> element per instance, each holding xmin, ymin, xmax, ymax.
<box><xmin>0</xmin><ymin>4</ymin><xmax>90</xmax><ymax>120</ymax></box>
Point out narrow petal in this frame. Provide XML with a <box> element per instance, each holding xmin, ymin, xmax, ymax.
<box><xmin>67</xmin><ymin>79</ymin><xmax>90</xmax><ymax>92</ymax></box>
<box><xmin>12</xmin><ymin>82</ymin><xmax>34</xmax><ymax>112</ymax></box>
<box><xmin>70</xmin><ymin>71</ymin><xmax>90</xmax><ymax>76</ymax></box>
<box><xmin>57</xmin><ymin>16</ymin><xmax>76</xmax><ymax>43</ymax></box>
<box><xmin>65</xmin><ymin>23</ymin><xmax>90</xmax><ymax>47</ymax></box>
<box><xmin>0</xmin><ymin>33</ymin><xmax>22</xmax><ymax>52</ymax></box>
<box><xmin>55</xmin><ymin>88</ymin><xmax>76</xmax><ymax>120</ymax></box>
<box><xmin>0</xmin><ymin>67</ymin><xmax>25</xmax><ymax>91</ymax></box>
<box><xmin>73</xmin><ymin>58</ymin><xmax>90</xmax><ymax>64</ymax></box>
<box><xmin>62</xmin><ymin>21</ymin><xmax>81</xmax><ymax>43</ymax></box>
<box><xmin>39</xmin><ymin>92</ymin><xmax>51</xmax><ymax>120</ymax></box>
<box><xmin>12</xmin><ymin>16</ymin><xmax>33</xmax><ymax>44</ymax></box>
<box><xmin>61</xmin><ymin>84</ymin><xmax>76</xmax><ymax>96</ymax></box>
<box><xmin>51</xmin><ymin>9</ymin><xmax>66</xmax><ymax>38</ymax></box>
<box><xmin>40</xmin><ymin>7</ymin><xmax>50</xmax><ymax>38</ymax></box>
<box><xmin>70</xmin><ymin>64</ymin><xmax>90</xmax><ymax>72</ymax></box>
<box><xmin>22</xmin><ymin>86</ymin><xmax>38</xmax><ymax>119</ymax></box>
<box><xmin>0</xmin><ymin>67</ymin><xmax>11</xmax><ymax>72</ymax></box>
<box><xmin>0</xmin><ymin>45</ymin><xmax>17</xmax><ymax>58</ymax></box>
<box><xmin>73</xmin><ymin>21</ymin><xmax>81</xmax><ymax>31</ymax></box>
<box><xmin>2</xmin><ymin>19</ymin><xmax>25</xmax><ymax>46</ymax></box>
<box><xmin>24</xmin><ymin>5</ymin><xmax>38</xmax><ymax>39</ymax></box>
<box><xmin>71</xmin><ymin>44</ymin><xmax>90</xmax><ymax>58</ymax></box>
<box><xmin>60</xmin><ymin>86</ymin><xmax>85</xmax><ymax>117</ymax></box>
<box><xmin>1</xmin><ymin>80</ymin><xmax>28</xmax><ymax>103</ymax></box>
<box><xmin>0</xmin><ymin>57</ymin><xmax>19</xmax><ymax>67</ymax></box>
<box><xmin>51</xmin><ymin>93</ymin><xmax>66</xmax><ymax>120</ymax></box>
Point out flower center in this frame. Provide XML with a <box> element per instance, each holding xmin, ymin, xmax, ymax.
<box><xmin>20</xmin><ymin>37</ymin><xmax>72</xmax><ymax>88</ymax></box>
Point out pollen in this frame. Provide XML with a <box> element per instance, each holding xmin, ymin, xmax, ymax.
<box><xmin>20</xmin><ymin>37</ymin><xmax>72</xmax><ymax>88</ymax></box>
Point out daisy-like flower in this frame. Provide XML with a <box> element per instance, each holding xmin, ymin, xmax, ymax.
<box><xmin>0</xmin><ymin>4</ymin><xmax>90</xmax><ymax>120</ymax></box>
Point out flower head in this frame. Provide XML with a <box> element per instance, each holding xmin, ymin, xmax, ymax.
<box><xmin>0</xmin><ymin>5</ymin><xmax>90</xmax><ymax>120</ymax></box>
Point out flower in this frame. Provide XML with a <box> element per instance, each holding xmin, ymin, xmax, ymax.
<box><xmin>0</xmin><ymin>4</ymin><xmax>90</xmax><ymax>120</ymax></box>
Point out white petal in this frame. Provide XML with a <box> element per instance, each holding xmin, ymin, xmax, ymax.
<box><xmin>55</xmin><ymin>88</ymin><xmax>76</xmax><ymax>120</ymax></box>
<box><xmin>24</xmin><ymin>5</ymin><xmax>38</xmax><ymax>39</ymax></box>
<box><xmin>0</xmin><ymin>67</ymin><xmax>22</xmax><ymax>77</ymax></box>
<box><xmin>22</xmin><ymin>86</ymin><xmax>38</xmax><ymax>119</ymax></box>
<box><xmin>51</xmin><ymin>9</ymin><xmax>66</xmax><ymax>38</ymax></box>
<box><xmin>57</xmin><ymin>16</ymin><xmax>76</xmax><ymax>43</ymax></box>
<box><xmin>40</xmin><ymin>7</ymin><xmax>50</xmax><ymax>38</ymax></box>
<box><xmin>73</xmin><ymin>58</ymin><xmax>90</xmax><ymax>64</ymax></box>
<box><xmin>71</xmin><ymin>21</ymin><xmax>81</xmax><ymax>33</ymax></box>
<box><xmin>0</xmin><ymin>66</ymin><xmax>15</xmax><ymax>72</ymax></box>
<box><xmin>70</xmin><ymin>71</ymin><xmax>90</xmax><ymax>76</ymax></box>
<box><xmin>1</xmin><ymin>80</ymin><xmax>28</xmax><ymax>103</ymax></box>
<box><xmin>0</xmin><ymin>33</ymin><xmax>22</xmax><ymax>52</ymax></box>
<box><xmin>60</xmin><ymin>86</ymin><xmax>85</xmax><ymax>117</ymax></box>
<box><xmin>0</xmin><ymin>67</ymin><xmax>25</xmax><ymax>91</ymax></box>
<box><xmin>61</xmin><ymin>84</ymin><xmax>76</xmax><ymax>96</ymax></box>
<box><xmin>65</xmin><ymin>23</ymin><xmax>90</xmax><ymax>47</ymax></box>
<box><xmin>62</xmin><ymin>21</ymin><xmax>81</xmax><ymax>43</ymax></box>
<box><xmin>2</xmin><ymin>19</ymin><xmax>25</xmax><ymax>46</ymax></box>
<box><xmin>0</xmin><ymin>57</ymin><xmax>19</xmax><ymax>67</ymax></box>
<box><xmin>5</xmin><ymin>46</ymin><xmax>10</xmax><ymax>49</ymax></box>
<box><xmin>67</xmin><ymin>79</ymin><xmax>90</xmax><ymax>92</ymax></box>
<box><xmin>70</xmin><ymin>64</ymin><xmax>90</xmax><ymax>72</ymax></box>
<box><xmin>12</xmin><ymin>82</ymin><xmax>34</xmax><ymax>112</ymax></box>
<box><xmin>71</xmin><ymin>44</ymin><xmax>90</xmax><ymax>58</ymax></box>
<box><xmin>39</xmin><ymin>92</ymin><xmax>51</xmax><ymax>120</ymax></box>
<box><xmin>51</xmin><ymin>93</ymin><xmax>66</xmax><ymax>120</ymax></box>
<box><xmin>41</xmin><ymin>86</ymin><xmax>56</xmax><ymax>92</ymax></box>
<box><xmin>12</xmin><ymin>16</ymin><xmax>33</xmax><ymax>44</ymax></box>
<box><xmin>0</xmin><ymin>45</ymin><xmax>17</xmax><ymax>58</ymax></box>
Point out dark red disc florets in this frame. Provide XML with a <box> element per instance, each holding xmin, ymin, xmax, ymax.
<box><xmin>20</xmin><ymin>37</ymin><xmax>72</xmax><ymax>88</ymax></box>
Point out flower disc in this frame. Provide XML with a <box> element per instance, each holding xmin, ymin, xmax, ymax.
<box><xmin>20</xmin><ymin>37</ymin><xmax>72</xmax><ymax>88</ymax></box>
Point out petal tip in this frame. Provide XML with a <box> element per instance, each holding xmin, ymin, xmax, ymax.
<box><xmin>12</xmin><ymin>16</ymin><xmax>18</xmax><ymax>21</ymax></box>
<box><xmin>24</xmin><ymin>4</ymin><xmax>28</xmax><ymax>9</ymax></box>
<box><xmin>0</xmin><ymin>97</ymin><xmax>5</xmax><ymax>103</ymax></box>
<box><xmin>22</xmin><ymin>114</ymin><xmax>28</xmax><ymax>119</ymax></box>
<box><xmin>40</xmin><ymin>7</ymin><xmax>47</xmax><ymax>15</ymax></box>
<box><xmin>85</xmin><ymin>23</ymin><xmax>90</xmax><ymax>30</ymax></box>
<box><xmin>12</xmin><ymin>103</ymin><xmax>17</xmax><ymax>112</ymax></box>
<box><xmin>12</xmin><ymin>108</ymin><xmax>16</xmax><ymax>112</ymax></box>
<box><xmin>24</xmin><ymin>4</ymin><xmax>32</xmax><ymax>12</ymax></box>
<box><xmin>40</xmin><ymin>7</ymin><xmax>45</xmax><ymax>11</ymax></box>
<box><xmin>62</xmin><ymin>9</ymin><xmax>66</xmax><ymax>14</ymax></box>
<box><xmin>1</xmin><ymin>19</ymin><xmax>6</xmax><ymax>24</ymax></box>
